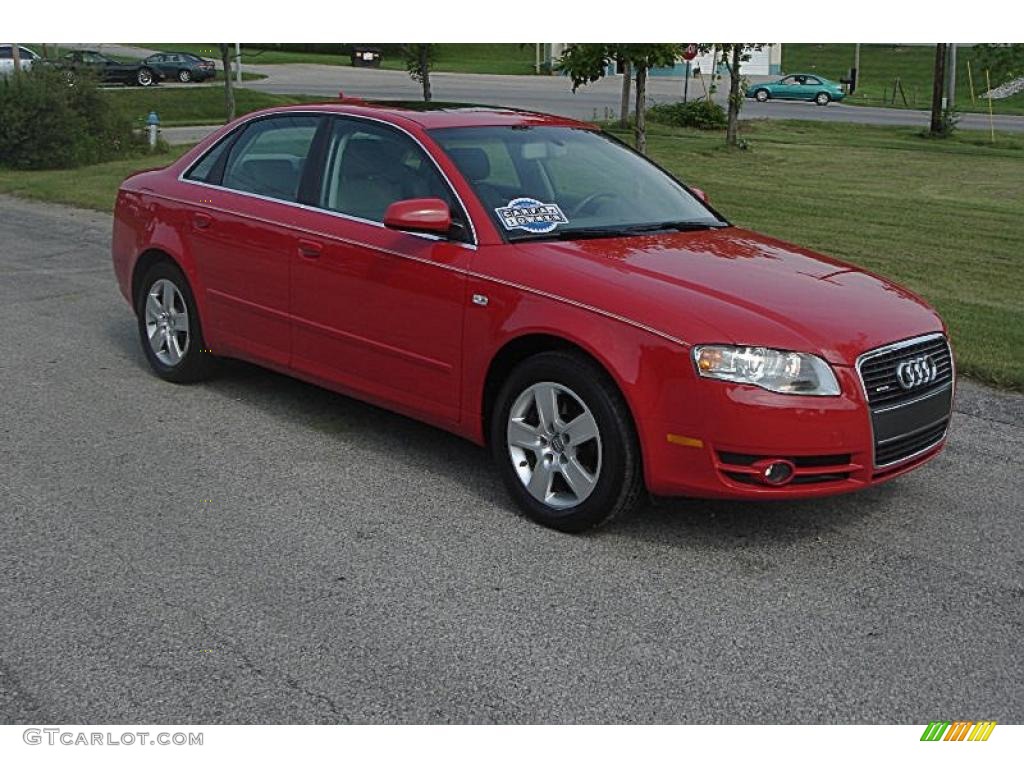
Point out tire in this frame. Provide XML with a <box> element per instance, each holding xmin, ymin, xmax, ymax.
<box><xmin>490</xmin><ymin>350</ymin><xmax>644</xmax><ymax>533</ymax></box>
<box><xmin>135</xmin><ymin>260</ymin><xmax>215</xmax><ymax>383</ymax></box>
<box><xmin>178</xmin><ymin>69</ymin><xmax>192</xmax><ymax>83</ymax></box>
<box><xmin>754</xmin><ymin>88</ymin><xmax>770</xmax><ymax>102</ymax></box>
<box><xmin>815</xmin><ymin>91</ymin><xmax>831</xmax><ymax>106</ymax></box>
<box><xmin>136</xmin><ymin>67</ymin><xmax>154</xmax><ymax>87</ymax></box>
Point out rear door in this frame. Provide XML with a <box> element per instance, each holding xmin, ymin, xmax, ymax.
<box><xmin>288</xmin><ymin>116</ymin><xmax>472</xmax><ymax>425</ymax></box>
<box><xmin>180</xmin><ymin>113</ymin><xmax>323</xmax><ymax>366</ymax></box>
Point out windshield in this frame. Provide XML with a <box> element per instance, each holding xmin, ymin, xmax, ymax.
<box><xmin>429</xmin><ymin>125</ymin><xmax>725</xmax><ymax>241</ymax></box>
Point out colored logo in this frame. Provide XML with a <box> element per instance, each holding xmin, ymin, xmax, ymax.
<box><xmin>494</xmin><ymin>198</ymin><xmax>568</xmax><ymax>234</ymax></box>
<box><xmin>920</xmin><ymin>721</ymin><xmax>996</xmax><ymax>741</ymax></box>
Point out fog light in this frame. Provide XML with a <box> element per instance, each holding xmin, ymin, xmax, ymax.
<box><xmin>754</xmin><ymin>459</ymin><xmax>795</xmax><ymax>486</ymax></box>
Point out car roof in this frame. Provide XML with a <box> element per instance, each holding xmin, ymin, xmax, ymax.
<box><xmin>252</xmin><ymin>101</ymin><xmax>596</xmax><ymax>131</ymax></box>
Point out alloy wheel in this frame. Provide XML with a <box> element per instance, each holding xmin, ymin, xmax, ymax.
<box><xmin>179</xmin><ymin>69</ymin><xmax>191</xmax><ymax>83</ymax></box>
<box><xmin>506</xmin><ymin>381</ymin><xmax>602</xmax><ymax>510</ymax></box>
<box><xmin>137</xmin><ymin>69</ymin><xmax>153</xmax><ymax>86</ymax></box>
<box><xmin>144</xmin><ymin>279</ymin><xmax>190</xmax><ymax>366</ymax></box>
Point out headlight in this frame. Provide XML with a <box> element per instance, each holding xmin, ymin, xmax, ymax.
<box><xmin>693</xmin><ymin>345</ymin><xmax>840</xmax><ymax>396</ymax></box>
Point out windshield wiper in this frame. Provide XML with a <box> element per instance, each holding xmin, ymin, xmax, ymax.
<box><xmin>508</xmin><ymin>220</ymin><xmax>727</xmax><ymax>243</ymax></box>
<box><xmin>620</xmin><ymin>220</ymin><xmax>728</xmax><ymax>234</ymax></box>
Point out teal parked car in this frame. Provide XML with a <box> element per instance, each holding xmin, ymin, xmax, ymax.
<box><xmin>746</xmin><ymin>74</ymin><xmax>846</xmax><ymax>106</ymax></box>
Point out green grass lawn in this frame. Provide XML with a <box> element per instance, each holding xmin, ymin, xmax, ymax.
<box><xmin>0</xmin><ymin>145</ymin><xmax>191</xmax><ymax>210</ymax></box>
<box><xmin>783</xmin><ymin>44</ymin><xmax>1024</xmax><ymax>116</ymax></box>
<box><xmin>104</xmin><ymin>88</ymin><xmax>320</xmax><ymax>127</ymax></box>
<box><xmin>1</xmin><ymin>119</ymin><xmax>1020</xmax><ymax>388</ymax></box>
<box><xmin>135</xmin><ymin>44</ymin><xmax>539</xmax><ymax>75</ymax></box>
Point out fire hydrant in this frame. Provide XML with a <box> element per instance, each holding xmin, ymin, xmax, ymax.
<box><xmin>146</xmin><ymin>111</ymin><xmax>160</xmax><ymax>149</ymax></box>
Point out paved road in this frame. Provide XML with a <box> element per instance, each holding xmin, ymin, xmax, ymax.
<box><xmin>0</xmin><ymin>195</ymin><xmax>1021</xmax><ymax>724</ymax></box>
<box><xmin>71</xmin><ymin>44</ymin><xmax>1024</xmax><ymax>135</ymax></box>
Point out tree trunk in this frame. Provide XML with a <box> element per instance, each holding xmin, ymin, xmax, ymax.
<box><xmin>419</xmin><ymin>46</ymin><xmax>432</xmax><ymax>102</ymax></box>
<box><xmin>619</xmin><ymin>59</ymin><xmax>632</xmax><ymax>127</ymax></box>
<box><xmin>219</xmin><ymin>45</ymin><xmax>236</xmax><ymax>122</ymax></box>
<box><xmin>634</xmin><ymin>62</ymin><xmax>648</xmax><ymax>154</ymax></box>
<box><xmin>726</xmin><ymin>46</ymin><xmax>743</xmax><ymax>147</ymax></box>
<box><xmin>11</xmin><ymin>44</ymin><xmax>21</xmax><ymax>78</ymax></box>
<box><xmin>929</xmin><ymin>43</ymin><xmax>947</xmax><ymax>135</ymax></box>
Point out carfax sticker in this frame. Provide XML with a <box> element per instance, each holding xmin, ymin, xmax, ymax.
<box><xmin>495</xmin><ymin>198</ymin><xmax>568</xmax><ymax>234</ymax></box>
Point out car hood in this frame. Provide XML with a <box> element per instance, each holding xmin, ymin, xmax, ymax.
<box><xmin>501</xmin><ymin>227</ymin><xmax>944</xmax><ymax>366</ymax></box>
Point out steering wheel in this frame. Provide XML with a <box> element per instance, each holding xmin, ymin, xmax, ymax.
<box><xmin>570</xmin><ymin>192</ymin><xmax>621</xmax><ymax>218</ymax></box>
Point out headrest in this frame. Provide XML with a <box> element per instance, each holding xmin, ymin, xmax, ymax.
<box><xmin>447</xmin><ymin>147</ymin><xmax>491</xmax><ymax>182</ymax></box>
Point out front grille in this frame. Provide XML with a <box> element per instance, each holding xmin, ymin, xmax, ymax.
<box><xmin>874</xmin><ymin>419</ymin><xmax>948</xmax><ymax>466</ymax></box>
<box><xmin>858</xmin><ymin>334</ymin><xmax>954</xmax><ymax>469</ymax></box>
<box><xmin>859</xmin><ymin>335</ymin><xmax>953</xmax><ymax>408</ymax></box>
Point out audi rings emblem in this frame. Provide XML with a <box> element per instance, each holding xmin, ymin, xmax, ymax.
<box><xmin>896</xmin><ymin>355</ymin><xmax>938</xmax><ymax>390</ymax></box>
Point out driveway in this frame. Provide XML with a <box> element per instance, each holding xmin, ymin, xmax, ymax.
<box><xmin>0</xmin><ymin>194</ymin><xmax>1021</xmax><ymax>723</ymax></box>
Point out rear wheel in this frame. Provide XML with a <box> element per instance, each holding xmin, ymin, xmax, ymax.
<box><xmin>178</xmin><ymin>69</ymin><xmax>191</xmax><ymax>83</ymax></box>
<box><xmin>815</xmin><ymin>91</ymin><xmax>831</xmax><ymax>106</ymax></box>
<box><xmin>136</xmin><ymin>67</ymin><xmax>154</xmax><ymax>87</ymax></box>
<box><xmin>754</xmin><ymin>88</ymin><xmax>770</xmax><ymax>102</ymax></box>
<box><xmin>490</xmin><ymin>351</ymin><xmax>644</xmax><ymax>533</ymax></box>
<box><xmin>135</xmin><ymin>260</ymin><xmax>215</xmax><ymax>383</ymax></box>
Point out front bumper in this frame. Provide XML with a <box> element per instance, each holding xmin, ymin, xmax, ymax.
<box><xmin>643</xmin><ymin>339</ymin><xmax>952</xmax><ymax>499</ymax></box>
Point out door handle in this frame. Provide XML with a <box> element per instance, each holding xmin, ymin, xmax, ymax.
<box><xmin>297</xmin><ymin>239</ymin><xmax>323</xmax><ymax>259</ymax></box>
<box><xmin>192</xmin><ymin>212</ymin><xmax>212</xmax><ymax>229</ymax></box>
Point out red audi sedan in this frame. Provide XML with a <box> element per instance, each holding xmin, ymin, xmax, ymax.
<box><xmin>112</xmin><ymin>103</ymin><xmax>954</xmax><ymax>531</ymax></box>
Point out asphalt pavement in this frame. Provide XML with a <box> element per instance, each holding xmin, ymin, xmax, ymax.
<box><xmin>0</xmin><ymin>195</ymin><xmax>1021</xmax><ymax>724</ymax></box>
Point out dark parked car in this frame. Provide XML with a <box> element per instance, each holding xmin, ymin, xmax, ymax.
<box><xmin>142</xmin><ymin>52</ymin><xmax>217</xmax><ymax>83</ymax></box>
<box><xmin>57</xmin><ymin>50</ymin><xmax>163</xmax><ymax>87</ymax></box>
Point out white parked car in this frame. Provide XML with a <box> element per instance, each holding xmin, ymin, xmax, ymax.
<box><xmin>0</xmin><ymin>45</ymin><xmax>41</xmax><ymax>75</ymax></box>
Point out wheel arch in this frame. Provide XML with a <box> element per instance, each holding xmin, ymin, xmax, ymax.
<box><xmin>480</xmin><ymin>332</ymin><xmax>643</xmax><ymax>454</ymax></box>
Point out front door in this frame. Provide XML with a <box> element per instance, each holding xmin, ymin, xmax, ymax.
<box><xmin>289</xmin><ymin>117</ymin><xmax>472</xmax><ymax>426</ymax></box>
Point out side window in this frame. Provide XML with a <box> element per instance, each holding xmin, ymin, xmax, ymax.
<box><xmin>221</xmin><ymin>115</ymin><xmax>320</xmax><ymax>202</ymax></box>
<box><xmin>805</xmin><ymin>76</ymin><xmax>821</xmax><ymax>85</ymax></box>
<box><xmin>184</xmin><ymin>135</ymin><xmax>235</xmax><ymax>184</ymax></box>
<box><xmin>0</xmin><ymin>47</ymin><xmax>11</xmax><ymax>60</ymax></box>
<box><xmin>319</xmin><ymin>119</ymin><xmax>461</xmax><ymax>227</ymax></box>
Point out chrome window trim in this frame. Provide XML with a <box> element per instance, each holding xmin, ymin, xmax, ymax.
<box><xmin>177</xmin><ymin>108</ymin><xmax>478</xmax><ymax>246</ymax></box>
<box><xmin>137</xmin><ymin>187</ymin><xmax>689</xmax><ymax>350</ymax></box>
<box><xmin>855</xmin><ymin>332</ymin><xmax>955</xmax><ymax>469</ymax></box>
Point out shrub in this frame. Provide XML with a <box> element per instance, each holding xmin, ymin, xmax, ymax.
<box><xmin>0</xmin><ymin>67</ymin><xmax>142</xmax><ymax>170</ymax></box>
<box><xmin>647</xmin><ymin>99</ymin><xmax>727</xmax><ymax>130</ymax></box>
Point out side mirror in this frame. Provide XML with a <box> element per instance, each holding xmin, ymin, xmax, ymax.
<box><xmin>690</xmin><ymin>186</ymin><xmax>710</xmax><ymax>205</ymax></box>
<box><xmin>383</xmin><ymin>198</ymin><xmax>452</xmax><ymax>236</ymax></box>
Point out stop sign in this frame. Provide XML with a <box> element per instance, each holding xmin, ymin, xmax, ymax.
<box><xmin>682</xmin><ymin>44</ymin><xmax>698</xmax><ymax>61</ymax></box>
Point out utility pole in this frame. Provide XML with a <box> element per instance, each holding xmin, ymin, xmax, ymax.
<box><xmin>235</xmin><ymin>42</ymin><xmax>242</xmax><ymax>85</ymax></box>
<box><xmin>853</xmin><ymin>43</ymin><xmax>860</xmax><ymax>93</ymax></box>
<box><xmin>929</xmin><ymin>43</ymin><xmax>947</xmax><ymax>135</ymax></box>
<box><xmin>945</xmin><ymin>43</ymin><xmax>957</xmax><ymax>108</ymax></box>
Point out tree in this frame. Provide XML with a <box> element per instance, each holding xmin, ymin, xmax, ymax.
<box><xmin>559</xmin><ymin>44</ymin><xmax>683</xmax><ymax>154</ymax></box>
<box><xmin>218</xmin><ymin>44</ymin><xmax>236</xmax><ymax>122</ymax></box>
<box><xmin>715</xmin><ymin>44</ymin><xmax>766</xmax><ymax>147</ymax></box>
<box><xmin>972</xmin><ymin>43</ymin><xmax>1024</xmax><ymax>87</ymax></box>
<box><xmin>929</xmin><ymin>43</ymin><xmax>947</xmax><ymax>136</ymax></box>
<box><xmin>403</xmin><ymin>44</ymin><xmax>435</xmax><ymax>102</ymax></box>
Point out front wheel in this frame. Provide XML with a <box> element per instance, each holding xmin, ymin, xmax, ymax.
<box><xmin>135</xmin><ymin>261</ymin><xmax>215</xmax><ymax>383</ymax></box>
<box><xmin>136</xmin><ymin>67</ymin><xmax>154</xmax><ymax>87</ymax></box>
<box><xmin>490</xmin><ymin>351</ymin><xmax>644</xmax><ymax>532</ymax></box>
<box><xmin>815</xmin><ymin>92</ymin><xmax>831</xmax><ymax>106</ymax></box>
<box><xmin>178</xmin><ymin>69</ymin><xmax>192</xmax><ymax>83</ymax></box>
<box><xmin>754</xmin><ymin>88</ymin><xmax>770</xmax><ymax>102</ymax></box>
